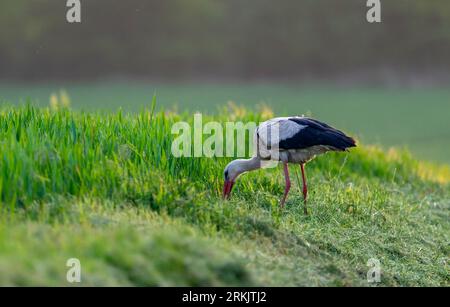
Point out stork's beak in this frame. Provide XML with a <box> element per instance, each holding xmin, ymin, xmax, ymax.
<box><xmin>222</xmin><ymin>180</ymin><xmax>235</xmax><ymax>199</ymax></box>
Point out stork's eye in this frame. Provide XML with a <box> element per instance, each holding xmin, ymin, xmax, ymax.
<box><xmin>224</xmin><ymin>170</ymin><xmax>229</xmax><ymax>179</ymax></box>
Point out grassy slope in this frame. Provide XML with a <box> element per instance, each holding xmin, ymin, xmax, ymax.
<box><xmin>0</xmin><ymin>105</ymin><xmax>449</xmax><ymax>286</ymax></box>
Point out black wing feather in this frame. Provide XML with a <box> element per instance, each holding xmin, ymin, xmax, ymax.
<box><xmin>279</xmin><ymin>117</ymin><xmax>356</xmax><ymax>150</ymax></box>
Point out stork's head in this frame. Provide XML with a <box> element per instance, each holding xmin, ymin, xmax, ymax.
<box><xmin>222</xmin><ymin>160</ymin><xmax>245</xmax><ymax>199</ymax></box>
<box><xmin>222</xmin><ymin>158</ymin><xmax>262</xmax><ymax>199</ymax></box>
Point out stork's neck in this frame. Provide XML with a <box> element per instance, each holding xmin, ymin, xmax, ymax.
<box><xmin>235</xmin><ymin>156</ymin><xmax>262</xmax><ymax>174</ymax></box>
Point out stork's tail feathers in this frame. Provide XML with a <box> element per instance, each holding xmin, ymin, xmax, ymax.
<box><xmin>328</xmin><ymin>130</ymin><xmax>356</xmax><ymax>151</ymax></box>
<box><xmin>344</xmin><ymin>137</ymin><xmax>356</xmax><ymax>152</ymax></box>
<box><xmin>340</xmin><ymin>136</ymin><xmax>356</xmax><ymax>151</ymax></box>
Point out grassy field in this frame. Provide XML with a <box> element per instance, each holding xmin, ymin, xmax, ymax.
<box><xmin>1</xmin><ymin>81</ymin><xmax>450</xmax><ymax>163</ymax></box>
<box><xmin>0</xmin><ymin>102</ymin><xmax>448</xmax><ymax>286</ymax></box>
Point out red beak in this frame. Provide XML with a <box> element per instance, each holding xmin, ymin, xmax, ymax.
<box><xmin>222</xmin><ymin>180</ymin><xmax>235</xmax><ymax>199</ymax></box>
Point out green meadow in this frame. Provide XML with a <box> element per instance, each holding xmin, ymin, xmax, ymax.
<box><xmin>0</xmin><ymin>92</ymin><xmax>448</xmax><ymax>286</ymax></box>
<box><xmin>1</xmin><ymin>82</ymin><xmax>450</xmax><ymax>163</ymax></box>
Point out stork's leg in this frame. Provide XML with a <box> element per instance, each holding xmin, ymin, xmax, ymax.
<box><xmin>280</xmin><ymin>162</ymin><xmax>291</xmax><ymax>208</ymax></box>
<box><xmin>300</xmin><ymin>163</ymin><xmax>308</xmax><ymax>215</ymax></box>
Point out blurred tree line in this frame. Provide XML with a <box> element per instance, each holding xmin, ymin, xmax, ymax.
<box><xmin>0</xmin><ymin>0</ymin><xmax>449</xmax><ymax>81</ymax></box>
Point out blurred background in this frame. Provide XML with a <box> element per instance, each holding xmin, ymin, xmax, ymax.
<box><xmin>0</xmin><ymin>0</ymin><xmax>449</xmax><ymax>162</ymax></box>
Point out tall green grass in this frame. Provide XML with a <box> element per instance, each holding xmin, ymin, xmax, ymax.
<box><xmin>0</xmin><ymin>103</ymin><xmax>448</xmax><ymax>286</ymax></box>
<box><xmin>2</xmin><ymin>82</ymin><xmax>450</xmax><ymax>163</ymax></box>
<box><xmin>1</xmin><ymin>103</ymin><xmax>444</xmax><ymax>210</ymax></box>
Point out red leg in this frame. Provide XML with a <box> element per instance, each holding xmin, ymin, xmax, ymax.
<box><xmin>280</xmin><ymin>162</ymin><xmax>291</xmax><ymax>208</ymax></box>
<box><xmin>300</xmin><ymin>163</ymin><xmax>308</xmax><ymax>215</ymax></box>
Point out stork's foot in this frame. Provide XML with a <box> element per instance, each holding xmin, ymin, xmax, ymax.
<box><xmin>302</xmin><ymin>194</ymin><xmax>308</xmax><ymax>215</ymax></box>
<box><xmin>280</xmin><ymin>187</ymin><xmax>290</xmax><ymax>209</ymax></box>
<box><xmin>303</xmin><ymin>201</ymin><xmax>308</xmax><ymax>215</ymax></box>
<box><xmin>300</xmin><ymin>163</ymin><xmax>308</xmax><ymax>215</ymax></box>
<box><xmin>280</xmin><ymin>162</ymin><xmax>291</xmax><ymax>209</ymax></box>
<box><xmin>302</xmin><ymin>190</ymin><xmax>308</xmax><ymax>215</ymax></box>
<box><xmin>301</xmin><ymin>193</ymin><xmax>308</xmax><ymax>215</ymax></box>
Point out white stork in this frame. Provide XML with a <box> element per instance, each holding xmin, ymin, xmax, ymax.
<box><xmin>222</xmin><ymin>116</ymin><xmax>356</xmax><ymax>214</ymax></box>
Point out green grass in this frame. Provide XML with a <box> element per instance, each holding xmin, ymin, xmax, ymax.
<box><xmin>0</xmin><ymin>103</ymin><xmax>448</xmax><ymax>286</ymax></box>
<box><xmin>1</xmin><ymin>81</ymin><xmax>450</xmax><ymax>163</ymax></box>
